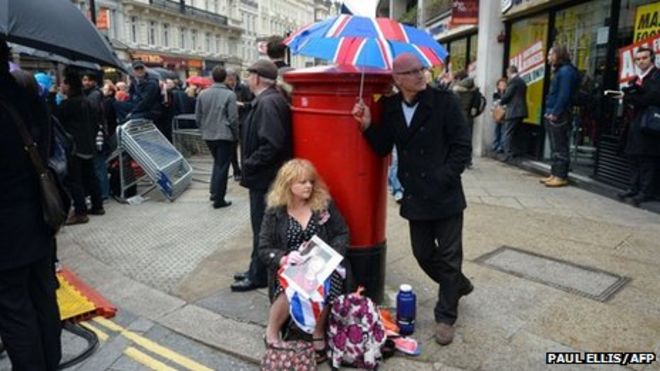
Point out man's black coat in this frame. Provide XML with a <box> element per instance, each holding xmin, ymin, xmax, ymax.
<box><xmin>624</xmin><ymin>67</ymin><xmax>660</xmax><ymax>157</ymax></box>
<box><xmin>363</xmin><ymin>86</ymin><xmax>472</xmax><ymax>220</ymax></box>
<box><xmin>240</xmin><ymin>86</ymin><xmax>292</xmax><ymax>191</ymax></box>
<box><xmin>499</xmin><ymin>75</ymin><xmax>528</xmax><ymax>120</ymax></box>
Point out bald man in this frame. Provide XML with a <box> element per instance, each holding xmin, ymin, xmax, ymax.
<box><xmin>352</xmin><ymin>53</ymin><xmax>473</xmax><ymax>345</ymax></box>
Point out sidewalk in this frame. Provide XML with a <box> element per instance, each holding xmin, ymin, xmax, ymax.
<box><xmin>55</xmin><ymin>156</ymin><xmax>660</xmax><ymax>370</ymax></box>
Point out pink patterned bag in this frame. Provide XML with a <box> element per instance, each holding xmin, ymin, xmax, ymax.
<box><xmin>260</xmin><ymin>340</ymin><xmax>317</xmax><ymax>371</ymax></box>
<box><xmin>327</xmin><ymin>287</ymin><xmax>386</xmax><ymax>369</ymax></box>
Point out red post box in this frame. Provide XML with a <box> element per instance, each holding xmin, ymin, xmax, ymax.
<box><xmin>284</xmin><ymin>66</ymin><xmax>392</xmax><ymax>303</ymax></box>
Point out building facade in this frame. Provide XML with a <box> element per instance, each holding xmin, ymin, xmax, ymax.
<box><xmin>72</xmin><ymin>0</ymin><xmax>243</xmax><ymax>78</ymax></box>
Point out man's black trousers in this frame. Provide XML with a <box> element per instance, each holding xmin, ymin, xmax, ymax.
<box><xmin>206</xmin><ymin>140</ymin><xmax>233</xmax><ymax>202</ymax></box>
<box><xmin>0</xmin><ymin>255</ymin><xmax>62</xmax><ymax>371</ymax></box>
<box><xmin>629</xmin><ymin>155</ymin><xmax>659</xmax><ymax>198</ymax></box>
<box><xmin>247</xmin><ymin>189</ymin><xmax>268</xmax><ymax>286</ymax></box>
<box><xmin>409</xmin><ymin>212</ymin><xmax>470</xmax><ymax>325</ymax></box>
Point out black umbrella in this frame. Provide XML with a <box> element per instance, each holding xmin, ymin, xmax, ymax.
<box><xmin>0</xmin><ymin>0</ymin><xmax>124</xmax><ymax>70</ymax></box>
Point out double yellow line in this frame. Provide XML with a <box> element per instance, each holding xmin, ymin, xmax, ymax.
<box><xmin>80</xmin><ymin>317</ymin><xmax>213</xmax><ymax>371</ymax></box>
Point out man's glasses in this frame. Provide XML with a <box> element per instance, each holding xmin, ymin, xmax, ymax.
<box><xmin>395</xmin><ymin>67</ymin><xmax>427</xmax><ymax>76</ymax></box>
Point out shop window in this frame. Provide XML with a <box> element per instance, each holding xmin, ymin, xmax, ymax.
<box><xmin>468</xmin><ymin>33</ymin><xmax>478</xmax><ymax>76</ymax></box>
<box><xmin>553</xmin><ymin>0</ymin><xmax>612</xmax><ymax>151</ymax></box>
<box><xmin>148</xmin><ymin>21</ymin><xmax>156</xmax><ymax>46</ymax></box>
<box><xmin>617</xmin><ymin>0</ymin><xmax>660</xmax><ymax>54</ymax></box>
<box><xmin>130</xmin><ymin>16</ymin><xmax>138</xmax><ymax>44</ymax></box>
<box><xmin>181</xmin><ymin>28</ymin><xmax>187</xmax><ymax>49</ymax></box>
<box><xmin>449</xmin><ymin>38</ymin><xmax>467</xmax><ymax>74</ymax></box>
<box><xmin>163</xmin><ymin>24</ymin><xmax>170</xmax><ymax>47</ymax></box>
<box><xmin>509</xmin><ymin>14</ymin><xmax>549</xmax><ymax>125</ymax></box>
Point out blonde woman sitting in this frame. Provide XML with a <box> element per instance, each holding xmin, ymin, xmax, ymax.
<box><xmin>258</xmin><ymin>159</ymin><xmax>349</xmax><ymax>363</ymax></box>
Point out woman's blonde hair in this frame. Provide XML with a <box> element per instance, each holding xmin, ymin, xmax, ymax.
<box><xmin>267</xmin><ymin>159</ymin><xmax>331</xmax><ymax>211</ymax></box>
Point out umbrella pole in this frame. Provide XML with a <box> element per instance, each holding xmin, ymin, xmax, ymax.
<box><xmin>358</xmin><ymin>69</ymin><xmax>365</xmax><ymax>103</ymax></box>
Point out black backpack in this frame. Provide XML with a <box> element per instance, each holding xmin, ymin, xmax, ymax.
<box><xmin>470</xmin><ymin>89</ymin><xmax>487</xmax><ymax>118</ymax></box>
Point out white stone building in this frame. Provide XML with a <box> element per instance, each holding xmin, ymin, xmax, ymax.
<box><xmin>74</xmin><ymin>0</ymin><xmax>244</xmax><ymax>77</ymax></box>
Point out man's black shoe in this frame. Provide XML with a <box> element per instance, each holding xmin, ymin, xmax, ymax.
<box><xmin>616</xmin><ymin>190</ymin><xmax>637</xmax><ymax>200</ymax></box>
<box><xmin>230</xmin><ymin>278</ymin><xmax>266</xmax><ymax>292</ymax></box>
<box><xmin>233</xmin><ymin>271</ymin><xmax>248</xmax><ymax>281</ymax></box>
<box><xmin>209</xmin><ymin>194</ymin><xmax>216</xmax><ymax>201</ymax></box>
<box><xmin>88</xmin><ymin>208</ymin><xmax>106</xmax><ymax>215</ymax></box>
<box><xmin>213</xmin><ymin>200</ymin><xmax>232</xmax><ymax>209</ymax></box>
<box><xmin>233</xmin><ymin>174</ymin><xmax>242</xmax><ymax>182</ymax></box>
<box><xmin>630</xmin><ymin>194</ymin><xmax>650</xmax><ymax>207</ymax></box>
<box><xmin>460</xmin><ymin>279</ymin><xmax>474</xmax><ymax>297</ymax></box>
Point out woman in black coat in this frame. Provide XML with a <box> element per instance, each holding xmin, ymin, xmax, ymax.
<box><xmin>259</xmin><ymin>159</ymin><xmax>349</xmax><ymax>363</ymax></box>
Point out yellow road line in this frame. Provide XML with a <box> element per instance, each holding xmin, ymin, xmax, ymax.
<box><xmin>79</xmin><ymin>321</ymin><xmax>110</xmax><ymax>342</ymax></box>
<box><xmin>93</xmin><ymin>317</ymin><xmax>213</xmax><ymax>371</ymax></box>
<box><xmin>124</xmin><ymin>346</ymin><xmax>178</xmax><ymax>371</ymax></box>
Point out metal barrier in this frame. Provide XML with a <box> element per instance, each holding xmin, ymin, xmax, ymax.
<box><xmin>172</xmin><ymin>114</ymin><xmax>211</xmax><ymax>157</ymax></box>
<box><xmin>113</xmin><ymin>119</ymin><xmax>192</xmax><ymax>201</ymax></box>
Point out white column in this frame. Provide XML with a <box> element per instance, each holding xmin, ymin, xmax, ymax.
<box><xmin>473</xmin><ymin>0</ymin><xmax>505</xmax><ymax>157</ymax></box>
<box><xmin>389</xmin><ymin>0</ymin><xmax>406</xmax><ymax>19</ymax></box>
<box><xmin>417</xmin><ymin>0</ymin><xmax>425</xmax><ymax>28</ymax></box>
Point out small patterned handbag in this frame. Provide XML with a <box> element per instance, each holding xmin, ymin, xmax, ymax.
<box><xmin>260</xmin><ymin>340</ymin><xmax>317</xmax><ymax>371</ymax></box>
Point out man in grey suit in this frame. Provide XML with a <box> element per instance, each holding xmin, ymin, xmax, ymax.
<box><xmin>499</xmin><ymin>65</ymin><xmax>528</xmax><ymax>161</ymax></box>
<box><xmin>195</xmin><ymin>66</ymin><xmax>239</xmax><ymax>208</ymax></box>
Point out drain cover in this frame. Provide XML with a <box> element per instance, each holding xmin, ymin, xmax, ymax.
<box><xmin>475</xmin><ymin>246</ymin><xmax>629</xmax><ymax>302</ymax></box>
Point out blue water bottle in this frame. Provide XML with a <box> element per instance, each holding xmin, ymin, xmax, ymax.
<box><xmin>396</xmin><ymin>284</ymin><xmax>416</xmax><ymax>335</ymax></box>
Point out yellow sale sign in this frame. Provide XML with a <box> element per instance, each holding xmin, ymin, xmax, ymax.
<box><xmin>508</xmin><ymin>14</ymin><xmax>549</xmax><ymax>125</ymax></box>
<box><xmin>634</xmin><ymin>2</ymin><xmax>660</xmax><ymax>43</ymax></box>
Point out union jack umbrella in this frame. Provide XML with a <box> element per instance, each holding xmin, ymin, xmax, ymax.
<box><xmin>284</xmin><ymin>15</ymin><xmax>448</xmax><ymax>70</ymax></box>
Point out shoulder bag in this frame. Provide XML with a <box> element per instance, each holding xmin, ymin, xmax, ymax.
<box><xmin>492</xmin><ymin>104</ymin><xmax>506</xmax><ymax>123</ymax></box>
<box><xmin>640</xmin><ymin>105</ymin><xmax>660</xmax><ymax>134</ymax></box>
<box><xmin>260</xmin><ymin>340</ymin><xmax>316</xmax><ymax>371</ymax></box>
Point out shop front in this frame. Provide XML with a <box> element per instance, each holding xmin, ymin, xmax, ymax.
<box><xmin>428</xmin><ymin>1</ymin><xmax>479</xmax><ymax>76</ymax></box>
<box><xmin>502</xmin><ymin>0</ymin><xmax>660</xmax><ymax>191</ymax></box>
<box><xmin>161</xmin><ymin>55</ymin><xmax>188</xmax><ymax>81</ymax></box>
<box><xmin>131</xmin><ymin>52</ymin><xmax>165</xmax><ymax>67</ymax></box>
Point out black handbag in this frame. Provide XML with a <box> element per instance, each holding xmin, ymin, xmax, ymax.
<box><xmin>1</xmin><ymin>101</ymin><xmax>71</xmax><ymax>233</ymax></box>
<box><xmin>640</xmin><ymin>105</ymin><xmax>660</xmax><ymax>134</ymax></box>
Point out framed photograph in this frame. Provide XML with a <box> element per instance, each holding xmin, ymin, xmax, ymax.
<box><xmin>280</xmin><ymin>235</ymin><xmax>343</xmax><ymax>300</ymax></box>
